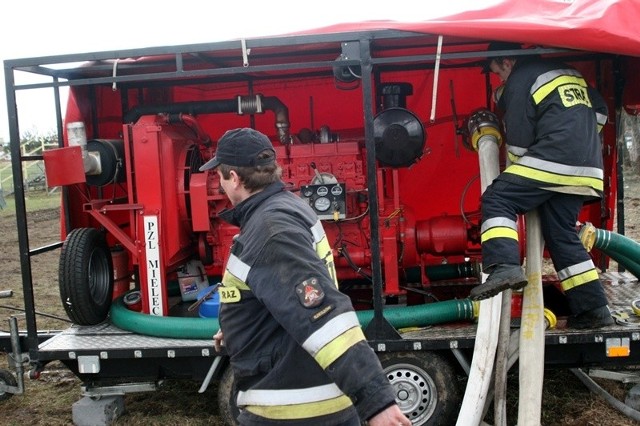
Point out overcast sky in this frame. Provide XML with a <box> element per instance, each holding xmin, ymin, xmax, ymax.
<box><xmin>0</xmin><ymin>0</ymin><xmax>499</xmax><ymax>141</ymax></box>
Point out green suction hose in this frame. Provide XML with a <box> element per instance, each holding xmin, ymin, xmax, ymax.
<box><xmin>598</xmin><ymin>250</ymin><xmax>640</xmax><ymax>278</ymax></box>
<box><xmin>110</xmin><ymin>293</ymin><xmax>476</xmax><ymax>339</ymax></box>
<box><xmin>356</xmin><ymin>298</ymin><xmax>475</xmax><ymax>329</ymax></box>
<box><xmin>580</xmin><ymin>223</ymin><xmax>640</xmax><ymax>278</ymax></box>
<box><xmin>110</xmin><ymin>296</ymin><xmax>220</xmax><ymax>339</ymax></box>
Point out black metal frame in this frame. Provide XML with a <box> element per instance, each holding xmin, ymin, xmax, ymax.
<box><xmin>4</xmin><ymin>28</ymin><xmax>638</xmax><ymax>382</ymax></box>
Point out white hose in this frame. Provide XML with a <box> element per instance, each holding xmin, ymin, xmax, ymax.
<box><xmin>482</xmin><ymin>328</ymin><xmax>521</xmax><ymax>419</ymax></box>
<box><xmin>456</xmin><ymin>135</ymin><xmax>502</xmax><ymax>426</ymax></box>
<box><xmin>517</xmin><ymin>210</ymin><xmax>545</xmax><ymax>425</ymax></box>
<box><xmin>493</xmin><ymin>289</ymin><xmax>512</xmax><ymax>426</ymax></box>
<box><xmin>494</xmin><ymin>145</ymin><xmax>515</xmax><ymax>426</ymax></box>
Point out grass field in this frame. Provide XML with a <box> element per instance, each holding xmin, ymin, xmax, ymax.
<box><xmin>0</xmin><ymin>191</ymin><xmax>61</xmax><ymax>218</ymax></box>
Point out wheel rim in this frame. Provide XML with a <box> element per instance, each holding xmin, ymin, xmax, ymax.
<box><xmin>383</xmin><ymin>362</ymin><xmax>438</xmax><ymax>424</ymax></box>
<box><xmin>88</xmin><ymin>248</ymin><xmax>111</xmax><ymax>304</ymax></box>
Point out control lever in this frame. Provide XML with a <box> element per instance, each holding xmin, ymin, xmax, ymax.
<box><xmin>310</xmin><ymin>162</ymin><xmax>324</xmax><ymax>184</ymax></box>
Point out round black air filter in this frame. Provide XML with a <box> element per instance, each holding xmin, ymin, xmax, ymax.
<box><xmin>373</xmin><ymin>108</ymin><xmax>426</xmax><ymax>167</ymax></box>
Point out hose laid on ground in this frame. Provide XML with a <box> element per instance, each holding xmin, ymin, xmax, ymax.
<box><xmin>518</xmin><ymin>210</ymin><xmax>545</xmax><ymax>425</ymax></box>
<box><xmin>570</xmin><ymin>368</ymin><xmax>640</xmax><ymax>422</ymax></box>
<box><xmin>110</xmin><ymin>293</ymin><xmax>475</xmax><ymax>339</ymax></box>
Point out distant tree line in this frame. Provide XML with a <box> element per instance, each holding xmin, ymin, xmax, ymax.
<box><xmin>1</xmin><ymin>130</ymin><xmax>58</xmax><ymax>157</ymax></box>
<box><xmin>620</xmin><ymin>109</ymin><xmax>640</xmax><ymax>174</ymax></box>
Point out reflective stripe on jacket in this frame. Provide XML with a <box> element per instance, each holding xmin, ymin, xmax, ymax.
<box><xmin>498</xmin><ymin>59</ymin><xmax>607</xmax><ymax>197</ymax></box>
<box><xmin>218</xmin><ymin>181</ymin><xmax>396</xmax><ymax>425</ymax></box>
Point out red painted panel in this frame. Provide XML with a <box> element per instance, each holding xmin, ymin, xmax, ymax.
<box><xmin>43</xmin><ymin>146</ymin><xmax>86</xmax><ymax>187</ymax></box>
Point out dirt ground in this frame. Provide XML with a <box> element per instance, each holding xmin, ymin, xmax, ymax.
<box><xmin>0</xmin><ymin>169</ymin><xmax>640</xmax><ymax>425</ymax></box>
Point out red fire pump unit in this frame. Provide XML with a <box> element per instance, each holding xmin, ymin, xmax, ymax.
<box><xmin>46</xmin><ymin>82</ymin><xmax>505</xmax><ymax>325</ymax></box>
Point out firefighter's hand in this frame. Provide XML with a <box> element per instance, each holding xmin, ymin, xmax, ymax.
<box><xmin>367</xmin><ymin>404</ymin><xmax>411</xmax><ymax>426</ymax></box>
<box><xmin>213</xmin><ymin>329</ymin><xmax>224</xmax><ymax>353</ymax></box>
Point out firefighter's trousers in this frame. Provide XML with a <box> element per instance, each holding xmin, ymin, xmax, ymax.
<box><xmin>481</xmin><ymin>179</ymin><xmax>609</xmax><ymax>315</ymax></box>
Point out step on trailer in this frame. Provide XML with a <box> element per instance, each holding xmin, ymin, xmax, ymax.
<box><xmin>3</xmin><ymin>1</ymin><xmax>640</xmax><ymax>424</ymax></box>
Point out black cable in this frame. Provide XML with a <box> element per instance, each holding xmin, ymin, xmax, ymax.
<box><xmin>339</xmin><ymin>244</ymin><xmax>372</xmax><ymax>281</ymax></box>
<box><xmin>0</xmin><ymin>305</ymin><xmax>72</xmax><ymax>323</ymax></box>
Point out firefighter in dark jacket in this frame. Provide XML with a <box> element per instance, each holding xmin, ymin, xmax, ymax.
<box><xmin>469</xmin><ymin>42</ymin><xmax>614</xmax><ymax>329</ymax></box>
<box><xmin>199</xmin><ymin>128</ymin><xmax>409</xmax><ymax>425</ymax></box>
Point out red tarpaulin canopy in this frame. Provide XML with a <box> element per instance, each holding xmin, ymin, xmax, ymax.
<box><xmin>292</xmin><ymin>0</ymin><xmax>640</xmax><ymax>56</ymax></box>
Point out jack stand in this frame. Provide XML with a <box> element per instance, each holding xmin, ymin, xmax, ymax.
<box><xmin>72</xmin><ymin>396</ymin><xmax>125</xmax><ymax>426</ymax></box>
<box><xmin>72</xmin><ymin>382</ymin><xmax>157</xmax><ymax>426</ymax></box>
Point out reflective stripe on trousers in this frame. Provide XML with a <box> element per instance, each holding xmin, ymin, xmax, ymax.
<box><xmin>481</xmin><ymin>180</ymin><xmax>608</xmax><ymax>314</ymax></box>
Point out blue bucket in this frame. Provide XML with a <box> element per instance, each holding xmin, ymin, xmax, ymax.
<box><xmin>196</xmin><ymin>286</ymin><xmax>221</xmax><ymax>318</ymax></box>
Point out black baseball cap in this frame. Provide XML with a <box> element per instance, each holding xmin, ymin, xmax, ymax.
<box><xmin>481</xmin><ymin>41</ymin><xmax>522</xmax><ymax>73</ymax></box>
<box><xmin>199</xmin><ymin>128</ymin><xmax>276</xmax><ymax>171</ymax></box>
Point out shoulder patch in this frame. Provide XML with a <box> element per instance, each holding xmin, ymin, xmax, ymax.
<box><xmin>295</xmin><ymin>278</ymin><xmax>325</xmax><ymax>308</ymax></box>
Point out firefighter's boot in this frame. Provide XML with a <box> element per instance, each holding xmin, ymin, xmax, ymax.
<box><xmin>567</xmin><ymin>305</ymin><xmax>614</xmax><ymax>329</ymax></box>
<box><xmin>469</xmin><ymin>264</ymin><xmax>528</xmax><ymax>301</ymax></box>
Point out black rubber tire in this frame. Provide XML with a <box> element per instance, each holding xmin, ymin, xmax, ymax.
<box><xmin>59</xmin><ymin>228</ymin><xmax>114</xmax><ymax>325</ymax></box>
<box><xmin>379</xmin><ymin>351</ymin><xmax>461</xmax><ymax>426</ymax></box>
<box><xmin>0</xmin><ymin>368</ymin><xmax>17</xmax><ymax>402</ymax></box>
<box><xmin>217</xmin><ymin>364</ymin><xmax>240</xmax><ymax>426</ymax></box>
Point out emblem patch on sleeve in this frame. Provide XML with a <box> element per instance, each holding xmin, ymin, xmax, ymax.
<box><xmin>295</xmin><ymin>278</ymin><xmax>325</xmax><ymax>308</ymax></box>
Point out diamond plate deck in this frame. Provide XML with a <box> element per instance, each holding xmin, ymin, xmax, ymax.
<box><xmin>36</xmin><ymin>272</ymin><xmax>640</xmax><ymax>356</ymax></box>
<box><xmin>39</xmin><ymin>322</ymin><xmax>212</xmax><ymax>352</ymax></box>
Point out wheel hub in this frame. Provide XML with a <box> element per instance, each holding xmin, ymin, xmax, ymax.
<box><xmin>385</xmin><ymin>363</ymin><xmax>437</xmax><ymax>424</ymax></box>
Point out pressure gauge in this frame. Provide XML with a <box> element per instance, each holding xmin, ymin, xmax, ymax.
<box><xmin>302</xmin><ymin>187</ymin><xmax>313</xmax><ymax>197</ymax></box>
<box><xmin>314</xmin><ymin>196</ymin><xmax>331</xmax><ymax>212</ymax></box>
<box><xmin>316</xmin><ymin>186</ymin><xmax>329</xmax><ymax>196</ymax></box>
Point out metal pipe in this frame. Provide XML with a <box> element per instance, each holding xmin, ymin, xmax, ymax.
<box><xmin>164</xmin><ymin>113</ymin><xmax>211</xmax><ymax>145</ymax></box>
<box><xmin>122</xmin><ymin>95</ymin><xmax>291</xmax><ymax>144</ymax></box>
<box><xmin>403</xmin><ymin>261</ymin><xmax>479</xmax><ymax>282</ymax></box>
<box><xmin>198</xmin><ymin>356</ymin><xmax>222</xmax><ymax>393</ymax></box>
<box><xmin>261</xmin><ymin>96</ymin><xmax>291</xmax><ymax>144</ymax></box>
<box><xmin>123</xmin><ymin>99</ymin><xmax>236</xmax><ymax>123</ymax></box>
<box><xmin>66</xmin><ymin>121</ymin><xmax>101</xmax><ymax>174</ymax></box>
<box><xmin>8</xmin><ymin>316</ymin><xmax>24</xmax><ymax>395</ymax></box>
